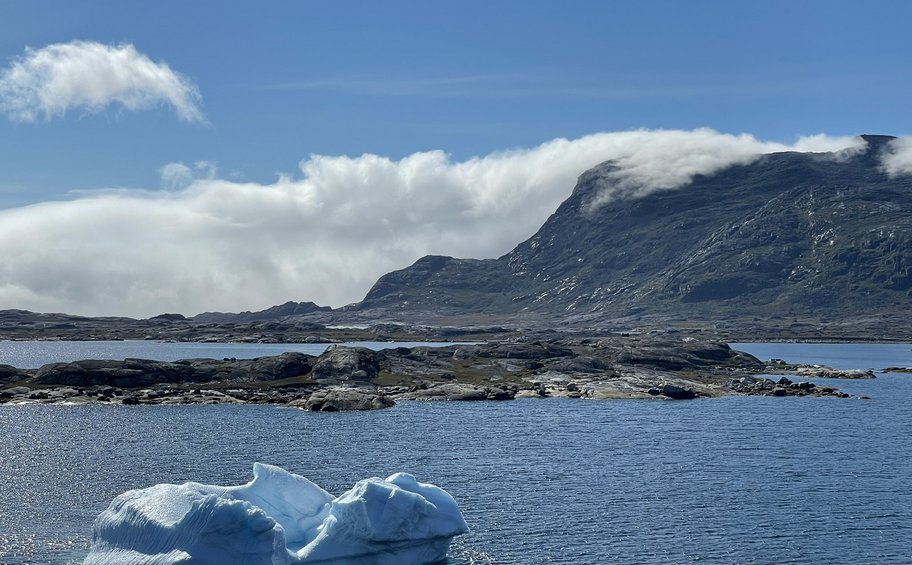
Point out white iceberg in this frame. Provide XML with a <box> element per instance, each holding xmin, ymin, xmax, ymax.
<box><xmin>84</xmin><ymin>463</ymin><xmax>468</xmax><ymax>565</ymax></box>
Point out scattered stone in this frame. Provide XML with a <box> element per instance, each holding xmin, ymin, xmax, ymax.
<box><xmin>763</xmin><ymin>357</ymin><xmax>881</xmax><ymax>381</ymax></box>
<box><xmin>782</xmin><ymin>365</ymin><xmax>876</xmax><ymax>379</ymax></box>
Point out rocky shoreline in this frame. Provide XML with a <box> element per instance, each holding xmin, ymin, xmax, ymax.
<box><xmin>1</xmin><ymin>336</ymin><xmax>876</xmax><ymax>410</ymax></box>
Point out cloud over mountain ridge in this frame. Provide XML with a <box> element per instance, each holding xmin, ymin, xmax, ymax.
<box><xmin>0</xmin><ymin>129</ymin><xmax>898</xmax><ymax>317</ymax></box>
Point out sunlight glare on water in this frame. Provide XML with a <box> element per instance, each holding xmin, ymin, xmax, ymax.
<box><xmin>0</xmin><ymin>342</ymin><xmax>911</xmax><ymax>564</ymax></box>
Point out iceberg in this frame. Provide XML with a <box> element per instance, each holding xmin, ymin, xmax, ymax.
<box><xmin>84</xmin><ymin>463</ymin><xmax>468</xmax><ymax>565</ymax></box>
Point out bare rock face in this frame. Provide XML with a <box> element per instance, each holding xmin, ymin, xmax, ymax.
<box><xmin>32</xmin><ymin>359</ymin><xmax>196</xmax><ymax>387</ymax></box>
<box><xmin>176</xmin><ymin>352</ymin><xmax>312</xmax><ymax>382</ymax></box>
<box><xmin>31</xmin><ymin>353</ymin><xmax>314</xmax><ymax>387</ymax></box>
<box><xmin>352</xmin><ymin>136</ymin><xmax>912</xmax><ymax>327</ymax></box>
<box><xmin>0</xmin><ymin>364</ymin><xmax>29</xmax><ymax>385</ymax></box>
<box><xmin>394</xmin><ymin>383</ymin><xmax>515</xmax><ymax>402</ymax></box>
<box><xmin>294</xmin><ymin>387</ymin><xmax>394</xmax><ymax>411</ymax></box>
<box><xmin>311</xmin><ymin>346</ymin><xmax>380</xmax><ymax>383</ymax></box>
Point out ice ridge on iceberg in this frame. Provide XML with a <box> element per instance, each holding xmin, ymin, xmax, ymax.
<box><xmin>84</xmin><ymin>463</ymin><xmax>469</xmax><ymax>565</ymax></box>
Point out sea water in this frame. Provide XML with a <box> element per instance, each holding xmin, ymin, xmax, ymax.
<box><xmin>1</xmin><ymin>342</ymin><xmax>911</xmax><ymax>564</ymax></box>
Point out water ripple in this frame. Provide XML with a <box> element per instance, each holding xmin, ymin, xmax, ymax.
<box><xmin>1</xmin><ymin>344</ymin><xmax>911</xmax><ymax>563</ymax></box>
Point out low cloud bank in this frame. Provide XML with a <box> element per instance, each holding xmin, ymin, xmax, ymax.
<box><xmin>0</xmin><ymin>41</ymin><xmax>203</xmax><ymax>123</ymax></box>
<box><xmin>0</xmin><ymin>129</ymin><xmax>866</xmax><ymax>317</ymax></box>
<box><xmin>882</xmin><ymin>137</ymin><xmax>912</xmax><ymax>176</ymax></box>
<box><xmin>588</xmin><ymin>130</ymin><xmax>861</xmax><ymax>206</ymax></box>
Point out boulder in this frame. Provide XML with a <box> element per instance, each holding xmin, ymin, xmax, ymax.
<box><xmin>225</xmin><ymin>352</ymin><xmax>312</xmax><ymax>381</ymax></box>
<box><xmin>659</xmin><ymin>384</ymin><xmax>697</xmax><ymax>400</ymax></box>
<box><xmin>294</xmin><ymin>387</ymin><xmax>394</xmax><ymax>411</ymax></box>
<box><xmin>311</xmin><ymin>347</ymin><xmax>380</xmax><ymax>383</ymax></box>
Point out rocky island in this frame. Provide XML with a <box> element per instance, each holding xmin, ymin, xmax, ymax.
<box><xmin>1</xmin><ymin>334</ymin><xmax>865</xmax><ymax>409</ymax></box>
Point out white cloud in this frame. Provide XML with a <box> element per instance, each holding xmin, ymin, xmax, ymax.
<box><xmin>0</xmin><ymin>129</ymin><xmax>861</xmax><ymax>317</ymax></box>
<box><xmin>881</xmin><ymin>137</ymin><xmax>912</xmax><ymax>176</ymax></box>
<box><xmin>584</xmin><ymin>129</ymin><xmax>863</xmax><ymax>207</ymax></box>
<box><xmin>159</xmin><ymin>161</ymin><xmax>218</xmax><ymax>190</ymax></box>
<box><xmin>158</xmin><ymin>163</ymin><xmax>194</xmax><ymax>190</ymax></box>
<box><xmin>0</xmin><ymin>40</ymin><xmax>203</xmax><ymax>123</ymax></box>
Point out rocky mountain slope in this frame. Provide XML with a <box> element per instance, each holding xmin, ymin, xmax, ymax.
<box><xmin>191</xmin><ymin>301</ymin><xmax>332</xmax><ymax>324</ymax></box>
<box><xmin>348</xmin><ymin>135</ymin><xmax>912</xmax><ymax>328</ymax></box>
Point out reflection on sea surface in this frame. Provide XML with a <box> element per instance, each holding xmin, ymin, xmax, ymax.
<box><xmin>0</xmin><ymin>343</ymin><xmax>910</xmax><ymax>564</ymax></box>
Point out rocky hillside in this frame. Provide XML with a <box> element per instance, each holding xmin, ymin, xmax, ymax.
<box><xmin>191</xmin><ymin>301</ymin><xmax>332</xmax><ymax>324</ymax></box>
<box><xmin>349</xmin><ymin>135</ymin><xmax>912</xmax><ymax>327</ymax></box>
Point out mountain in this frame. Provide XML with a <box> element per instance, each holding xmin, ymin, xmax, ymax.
<box><xmin>347</xmin><ymin>135</ymin><xmax>912</xmax><ymax>328</ymax></box>
<box><xmin>192</xmin><ymin>301</ymin><xmax>332</xmax><ymax>324</ymax></box>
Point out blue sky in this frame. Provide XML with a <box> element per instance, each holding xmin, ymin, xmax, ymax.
<box><xmin>1</xmin><ymin>1</ymin><xmax>911</xmax><ymax>316</ymax></box>
<box><xmin>2</xmin><ymin>1</ymin><xmax>910</xmax><ymax>207</ymax></box>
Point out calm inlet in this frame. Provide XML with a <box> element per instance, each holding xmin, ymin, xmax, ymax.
<box><xmin>1</xmin><ymin>342</ymin><xmax>911</xmax><ymax>564</ymax></box>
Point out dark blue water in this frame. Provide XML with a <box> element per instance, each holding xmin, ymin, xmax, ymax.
<box><xmin>1</xmin><ymin>343</ymin><xmax>911</xmax><ymax>564</ymax></box>
<box><xmin>730</xmin><ymin>341</ymin><xmax>912</xmax><ymax>371</ymax></box>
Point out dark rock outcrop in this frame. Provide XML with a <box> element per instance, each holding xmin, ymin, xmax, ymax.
<box><xmin>311</xmin><ymin>346</ymin><xmax>380</xmax><ymax>383</ymax></box>
<box><xmin>0</xmin><ymin>364</ymin><xmax>29</xmax><ymax>385</ymax></box>
<box><xmin>149</xmin><ymin>313</ymin><xmax>187</xmax><ymax>321</ymax></box>
<box><xmin>31</xmin><ymin>353</ymin><xmax>313</xmax><ymax>387</ymax></box>
<box><xmin>728</xmin><ymin>375</ymin><xmax>850</xmax><ymax>397</ymax></box>
<box><xmin>175</xmin><ymin>352</ymin><xmax>312</xmax><ymax>382</ymax></box>
<box><xmin>33</xmin><ymin>359</ymin><xmax>191</xmax><ymax>388</ymax></box>
<box><xmin>658</xmin><ymin>384</ymin><xmax>698</xmax><ymax>400</ymax></box>
<box><xmin>394</xmin><ymin>383</ymin><xmax>515</xmax><ymax>402</ymax></box>
<box><xmin>192</xmin><ymin>301</ymin><xmax>331</xmax><ymax>324</ymax></box>
<box><xmin>293</xmin><ymin>387</ymin><xmax>394</xmax><ymax>411</ymax></box>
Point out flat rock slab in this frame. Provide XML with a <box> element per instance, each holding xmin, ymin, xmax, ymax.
<box><xmin>291</xmin><ymin>387</ymin><xmax>394</xmax><ymax>411</ymax></box>
<box><xmin>394</xmin><ymin>383</ymin><xmax>515</xmax><ymax>401</ymax></box>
